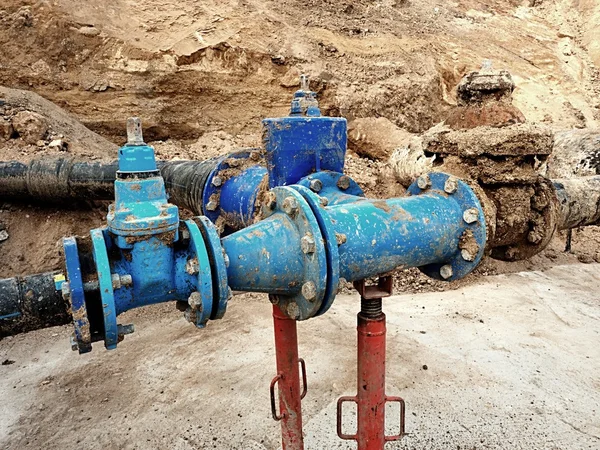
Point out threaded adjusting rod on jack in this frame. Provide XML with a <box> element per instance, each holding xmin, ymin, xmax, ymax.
<box><xmin>337</xmin><ymin>276</ymin><xmax>406</xmax><ymax>449</ymax></box>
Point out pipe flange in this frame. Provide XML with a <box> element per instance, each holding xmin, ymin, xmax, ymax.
<box><xmin>296</xmin><ymin>171</ymin><xmax>364</xmax><ymax>206</ymax></box>
<box><xmin>193</xmin><ymin>216</ymin><xmax>230</xmax><ymax>320</ymax></box>
<box><xmin>407</xmin><ymin>172</ymin><xmax>487</xmax><ymax>281</ymax></box>
<box><xmin>63</xmin><ymin>236</ymin><xmax>92</xmax><ymax>354</ymax></box>
<box><xmin>262</xmin><ymin>186</ymin><xmax>328</xmax><ymax>320</ymax></box>
<box><xmin>291</xmin><ymin>185</ymin><xmax>340</xmax><ymax>317</ymax></box>
<box><xmin>90</xmin><ymin>228</ymin><xmax>119</xmax><ymax>349</ymax></box>
<box><xmin>202</xmin><ymin>149</ymin><xmax>264</xmax><ymax>228</ymax></box>
<box><xmin>490</xmin><ymin>177</ymin><xmax>558</xmax><ymax>261</ymax></box>
<box><xmin>182</xmin><ymin>219</ymin><xmax>214</xmax><ymax>328</ymax></box>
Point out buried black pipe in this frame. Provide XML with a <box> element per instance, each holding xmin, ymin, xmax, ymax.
<box><xmin>0</xmin><ymin>271</ymin><xmax>70</xmax><ymax>337</ymax></box>
<box><xmin>0</xmin><ymin>157</ymin><xmax>220</xmax><ymax>215</ymax></box>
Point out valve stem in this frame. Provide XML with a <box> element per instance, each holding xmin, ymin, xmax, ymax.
<box><xmin>126</xmin><ymin>117</ymin><xmax>144</xmax><ymax>146</ymax></box>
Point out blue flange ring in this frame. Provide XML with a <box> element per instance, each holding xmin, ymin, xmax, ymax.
<box><xmin>194</xmin><ymin>216</ymin><xmax>230</xmax><ymax>320</ymax></box>
<box><xmin>407</xmin><ymin>172</ymin><xmax>487</xmax><ymax>281</ymax></box>
<box><xmin>183</xmin><ymin>219</ymin><xmax>214</xmax><ymax>328</ymax></box>
<box><xmin>296</xmin><ymin>171</ymin><xmax>364</xmax><ymax>206</ymax></box>
<box><xmin>262</xmin><ymin>186</ymin><xmax>328</xmax><ymax>320</ymax></box>
<box><xmin>90</xmin><ymin>228</ymin><xmax>119</xmax><ymax>350</ymax></box>
<box><xmin>290</xmin><ymin>185</ymin><xmax>340</xmax><ymax>317</ymax></box>
<box><xmin>63</xmin><ymin>236</ymin><xmax>92</xmax><ymax>354</ymax></box>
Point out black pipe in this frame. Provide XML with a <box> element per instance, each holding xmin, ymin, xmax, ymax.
<box><xmin>0</xmin><ymin>271</ymin><xmax>71</xmax><ymax>337</ymax></box>
<box><xmin>0</xmin><ymin>157</ymin><xmax>219</xmax><ymax>214</ymax></box>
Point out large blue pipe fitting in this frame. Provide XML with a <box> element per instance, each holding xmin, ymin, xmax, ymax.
<box><xmin>202</xmin><ymin>150</ymin><xmax>268</xmax><ymax>233</ymax></box>
<box><xmin>221</xmin><ymin>172</ymin><xmax>487</xmax><ymax>320</ymax></box>
<box><xmin>63</xmin><ymin>120</ymin><xmax>229</xmax><ymax>353</ymax></box>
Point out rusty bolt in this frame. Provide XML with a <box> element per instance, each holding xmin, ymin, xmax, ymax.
<box><xmin>117</xmin><ymin>323</ymin><xmax>135</xmax><ymax>336</ymax></box>
<box><xmin>440</xmin><ymin>264</ymin><xmax>453</xmax><ymax>280</ymax></box>
<box><xmin>188</xmin><ymin>291</ymin><xmax>202</xmax><ymax>310</ymax></box>
<box><xmin>461</xmin><ymin>249</ymin><xmax>476</xmax><ymax>262</ymax></box>
<box><xmin>309</xmin><ymin>179</ymin><xmax>322</xmax><ymax>192</ymax></box>
<box><xmin>180</xmin><ymin>227</ymin><xmax>190</xmax><ymax>241</ymax></box>
<box><xmin>186</xmin><ymin>258</ymin><xmax>200</xmax><ymax>275</ymax></box>
<box><xmin>282</xmin><ymin>196</ymin><xmax>299</xmax><ymax>216</ymax></box>
<box><xmin>206</xmin><ymin>200</ymin><xmax>219</xmax><ymax>211</ymax></box>
<box><xmin>265</xmin><ymin>191</ymin><xmax>277</xmax><ymax>210</ymax></box>
<box><xmin>61</xmin><ymin>282</ymin><xmax>71</xmax><ymax>301</ymax></box>
<box><xmin>463</xmin><ymin>208</ymin><xmax>479</xmax><ymax>224</ymax></box>
<box><xmin>211</xmin><ymin>176</ymin><xmax>223</xmax><ymax>187</ymax></box>
<box><xmin>337</xmin><ymin>175</ymin><xmax>351</xmax><ymax>190</ymax></box>
<box><xmin>302</xmin><ymin>281</ymin><xmax>317</xmax><ymax>302</ymax></box>
<box><xmin>287</xmin><ymin>302</ymin><xmax>300</xmax><ymax>319</ymax></box>
<box><xmin>301</xmin><ymin>234</ymin><xmax>316</xmax><ymax>254</ymax></box>
<box><xmin>335</xmin><ymin>232</ymin><xmax>347</xmax><ymax>245</ymax></box>
<box><xmin>70</xmin><ymin>334</ymin><xmax>78</xmax><ymax>351</ymax></box>
<box><xmin>527</xmin><ymin>230</ymin><xmax>543</xmax><ymax>244</ymax></box>
<box><xmin>417</xmin><ymin>174</ymin><xmax>431</xmax><ymax>190</ymax></box>
<box><xmin>250</xmin><ymin>150</ymin><xmax>261</xmax><ymax>161</ymax></box>
<box><xmin>319</xmin><ymin>196</ymin><xmax>329</xmax><ymax>207</ymax></box>
<box><xmin>444</xmin><ymin>177</ymin><xmax>458</xmax><ymax>194</ymax></box>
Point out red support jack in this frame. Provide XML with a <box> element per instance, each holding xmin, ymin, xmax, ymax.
<box><xmin>270</xmin><ymin>301</ymin><xmax>307</xmax><ymax>450</ymax></box>
<box><xmin>337</xmin><ymin>277</ymin><xmax>406</xmax><ymax>450</ymax></box>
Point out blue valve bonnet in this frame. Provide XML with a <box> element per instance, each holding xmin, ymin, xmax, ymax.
<box><xmin>117</xmin><ymin>117</ymin><xmax>157</xmax><ymax>173</ymax></box>
<box><xmin>263</xmin><ymin>75</ymin><xmax>347</xmax><ymax>188</ymax></box>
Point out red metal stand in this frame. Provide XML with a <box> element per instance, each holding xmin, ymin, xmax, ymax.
<box><xmin>270</xmin><ymin>302</ymin><xmax>307</xmax><ymax>450</ymax></box>
<box><xmin>337</xmin><ymin>277</ymin><xmax>406</xmax><ymax>450</ymax></box>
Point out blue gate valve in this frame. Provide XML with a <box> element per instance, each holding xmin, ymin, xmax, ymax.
<box><xmin>63</xmin><ymin>118</ymin><xmax>229</xmax><ymax>353</ymax></box>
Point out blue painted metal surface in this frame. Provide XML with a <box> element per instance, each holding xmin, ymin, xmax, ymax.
<box><xmin>62</xmin><ymin>120</ymin><xmax>228</xmax><ymax>351</ymax></box>
<box><xmin>63</xmin><ymin>237</ymin><xmax>91</xmax><ymax>353</ymax></box>
<box><xmin>202</xmin><ymin>151</ymin><xmax>268</xmax><ymax>233</ymax></box>
<box><xmin>263</xmin><ymin>84</ymin><xmax>347</xmax><ymax>188</ymax></box>
<box><xmin>220</xmin><ymin>172</ymin><xmax>486</xmax><ymax>320</ymax></box>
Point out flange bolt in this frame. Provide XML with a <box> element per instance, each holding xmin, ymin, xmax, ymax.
<box><xmin>444</xmin><ymin>177</ymin><xmax>458</xmax><ymax>194</ymax></box>
<box><xmin>417</xmin><ymin>175</ymin><xmax>431</xmax><ymax>190</ymax></box>
<box><xmin>440</xmin><ymin>264</ymin><xmax>453</xmax><ymax>280</ymax></box>
<box><xmin>309</xmin><ymin>179</ymin><xmax>322</xmax><ymax>192</ymax></box>
<box><xmin>302</xmin><ymin>281</ymin><xmax>317</xmax><ymax>302</ymax></box>
<box><xmin>463</xmin><ymin>208</ymin><xmax>479</xmax><ymax>224</ymax></box>
<box><xmin>283</xmin><ymin>196</ymin><xmax>299</xmax><ymax>216</ymax></box>
<box><xmin>337</xmin><ymin>176</ymin><xmax>351</xmax><ymax>190</ymax></box>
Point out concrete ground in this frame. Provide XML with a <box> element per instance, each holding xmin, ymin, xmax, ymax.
<box><xmin>0</xmin><ymin>264</ymin><xmax>599</xmax><ymax>449</ymax></box>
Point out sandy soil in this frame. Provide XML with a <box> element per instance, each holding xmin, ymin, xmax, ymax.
<box><xmin>0</xmin><ymin>265</ymin><xmax>598</xmax><ymax>449</ymax></box>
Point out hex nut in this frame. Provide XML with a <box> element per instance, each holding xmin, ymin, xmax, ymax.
<box><xmin>309</xmin><ymin>179</ymin><xmax>322</xmax><ymax>192</ymax></box>
<box><xmin>287</xmin><ymin>302</ymin><xmax>300</xmax><ymax>319</ymax></box>
<box><xmin>211</xmin><ymin>176</ymin><xmax>223</xmax><ymax>187</ymax></box>
<box><xmin>337</xmin><ymin>175</ymin><xmax>351</xmax><ymax>190</ymax></box>
<box><xmin>463</xmin><ymin>208</ymin><xmax>479</xmax><ymax>224</ymax></box>
<box><xmin>527</xmin><ymin>230</ymin><xmax>543</xmax><ymax>244</ymax></box>
<box><xmin>417</xmin><ymin>175</ymin><xmax>431</xmax><ymax>190</ymax></box>
<box><xmin>185</xmin><ymin>258</ymin><xmax>200</xmax><ymax>275</ymax></box>
<box><xmin>444</xmin><ymin>177</ymin><xmax>458</xmax><ymax>194</ymax></box>
<box><xmin>206</xmin><ymin>200</ymin><xmax>219</xmax><ymax>211</ymax></box>
<box><xmin>301</xmin><ymin>234</ymin><xmax>316</xmax><ymax>254</ymax></box>
<box><xmin>440</xmin><ymin>264</ymin><xmax>453</xmax><ymax>280</ymax></box>
<box><xmin>461</xmin><ymin>249</ymin><xmax>475</xmax><ymax>262</ymax></box>
<box><xmin>282</xmin><ymin>196</ymin><xmax>299</xmax><ymax>216</ymax></box>
<box><xmin>188</xmin><ymin>291</ymin><xmax>203</xmax><ymax>310</ymax></box>
<box><xmin>265</xmin><ymin>191</ymin><xmax>277</xmax><ymax>210</ymax></box>
<box><xmin>302</xmin><ymin>281</ymin><xmax>317</xmax><ymax>302</ymax></box>
<box><xmin>319</xmin><ymin>196</ymin><xmax>329</xmax><ymax>207</ymax></box>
